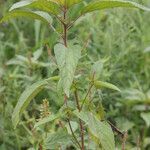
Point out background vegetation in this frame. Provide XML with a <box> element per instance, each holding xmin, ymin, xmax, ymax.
<box><xmin>0</xmin><ymin>0</ymin><xmax>150</xmax><ymax>149</ymax></box>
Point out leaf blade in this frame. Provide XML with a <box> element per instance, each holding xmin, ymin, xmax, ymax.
<box><xmin>34</xmin><ymin>114</ymin><xmax>60</xmax><ymax>128</ymax></box>
<box><xmin>54</xmin><ymin>43</ymin><xmax>81</xmax><ymax>97</ymax></box>
<box><xmin>81</xmin><ymin>0</ymin><xmax>150</xmax><ymax>14</ymax></box>
<box><xmin>9</xmin><ymin>0</ymin><xmax>34</xmax><ymax>11</ymax></box>
<box><xmin>66</xmin><ymin>0</ymin><xmax>83</xmax><ymax>7</ymax></box>
<box><xmin>0</xmin><ymin>10</ymin><xmax>53</xmax><ymax>24</ymax></box>
<box><xmin>94</xmin><ymin>80</ymin><xmax>121</xmax><ymax>92</ymax></box>
<box><xmin>141</xmin><ymin>112</ymin><xmax>150</xmax><ymax>127</ymax></box>
<box><xmin>44</xmin><ymin>129</ymin><xmax>72</xmax><ymax>149</ymax></box>
<box><xmin>74</xmin><ymin>110</ymin><xmax>115</xmax><ymax>150</ymax></box>
<box><xmin>9</xmin><ymin>0</ymin><xmax>60</xmax><ymax>15</ymax></box>
<box><xmin>12</xmin><ymin>76</ymin><xmax>58</xmax><ymax>129</ymax></box>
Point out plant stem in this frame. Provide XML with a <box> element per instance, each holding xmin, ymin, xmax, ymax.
<box><xmin>81</xmin><ymin>73</ymin><xmax>95</xmax><ymax>110</ymax></box>
<box><xmin>64</xmin><ymin>94</ymin><xmax>81</xmax><ymax>148</ymax></box>
<box><xmin>63</xmin><ymin>6</ymin><xmax>67</xmax><ymax>47</ymax></box>
<box><xmin>81</xmin><ymin>83</ymin><xmax>93</xmax><ymax>110</ymax></box>
<box><xmin>39</xmin><ymin>143</ymin><xmax>42</xmax><ymax>150</ymax></box>
<box><xmin>108</xmin><ymin>121</ymin><xmax>128</xmax><ymax>150</ymax></box>
<box><xmin>74</xmin><ymin>90</ymin><xmax>85</xmax><ymax>150</ymax></box>
<box><xmin>62</xmin><ymin>7</ymin><xmax>83</xmax><ymax>150</ymax></box>
<box><xmin>108</xmin><ymin>121</ymin><xmax>124</xmax><ymax>138</ymax></box>
<box><xmin>67</xmin><ymin>118</ymin><xmax>82</xmax><ymax>149</ymax></box>
<box><xmin>122</xmin><ymin>131</ymin><xmax>128</xmax><ymax>150</ymax></box>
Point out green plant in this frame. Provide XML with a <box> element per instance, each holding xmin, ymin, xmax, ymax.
<box><xmin>1</xmin><ymin>0</ymin><xmax>150</xmax><ymax>149</ymax></box>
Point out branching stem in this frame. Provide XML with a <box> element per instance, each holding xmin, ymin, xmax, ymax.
<box><xmin>62</xmin><ymin>7</ymin><xmax>83</xmax><ymax>150</ymax></box>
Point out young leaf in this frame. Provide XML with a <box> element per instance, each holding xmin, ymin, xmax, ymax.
<box><xmin>94</xmin><ymin>80</ymin><xmax>121</xmax><ymax>92</ymax></box>
<box><xmin>12</xmin><ymin>76</ymin><xmax>59</xmax><ymax>129</ymax></box>
<box><xmin>9</xmin><ymin>0</ymin><xmax>60</xmax><ymax>15</ymax></box>
<box><xmin>50</xmin><ymin>0</ymin><xmax>82</xmax><ymax>8</ymax></box>
<box><xmin>34</xmin><ymin>113</ymin><xmax>61</xmax><ymax>128</ymax></box>
<box><xmin>81</xmin><ymin>0</ymin><xmax>150</xmax><ymax>14</ymax></box>
<box><xmin>54</xmin><ymin>42</ymin><xmax>81</xmax><ymax>97</ymax></box>
<box><xmin>91</xmin><ymin>60</ymin><xmax>104</xmax><ymax>80</ymax></box>
<box><xmin>74</xmin><ymin>110</ymin><xmax>115</xmax><ymax>150</ymax></box>
<box><xmin>66</xmin><ymin>0</ymin><xmax>83</xmax><ymax>8</ymax></box>
<box><xmin>0</xmin><ymin>10</ymin><xmax>52</xmax><ymax>25</ymax></box>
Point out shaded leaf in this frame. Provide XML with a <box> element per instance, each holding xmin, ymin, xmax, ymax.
<box><xmin>44</xmin><ymin>129</ymin><xmax>72</xmax><ymax>149</ymax></box>
<box><xmin>115</xmin><ymin>117</ymin><xmax>134</xmax><ymax>131</ymax></box>
<box><xmin>141</xmin><ymin>112</ymin><xmax>150</xmax><ymax>127</ymax></box>
<box><xmin>91</xmin><ymin>60</ymin><xmax>104</xmax><ymax>80</ymax></box>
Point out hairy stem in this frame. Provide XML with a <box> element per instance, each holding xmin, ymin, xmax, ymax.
<box><xmin>67</xmin><ymin>118</ymin><xmax>82</xmax><ymax>149</ymax></box>
<box><xmin>74</xmin><ymin>90</ymin><xmax>85</xmax><ymax>150</ymax></box>
<box><xmin>63</xmin><ymin>6</ymin><xmax>67</xmax><ymax>47</ymax></box>
<box><xmin>81</xmin><ymin>83</ymin><xmax>93</xmax><ymax>110</ymax></box>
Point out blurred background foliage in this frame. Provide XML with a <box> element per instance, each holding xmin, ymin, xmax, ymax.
<box><xmin>0</xmin><ymin>0</ymin><xmax>150</xmax><ymax>149</ymax></box>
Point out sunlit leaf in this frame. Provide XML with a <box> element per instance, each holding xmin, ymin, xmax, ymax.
<box><xmin>81</xmin><ymin>0</ymin><xmax>150</xmax><ymax>14</ymax></box>
<box><xmin>65</xmin><ymin>121</ymin><xmax>78</xmax><ymax>134</ymax></box>
<box><xmin>34</xmin><ymin>113</ymin><xmax>61</xmax><ymax>128</ymax></box>
<box><xmin>74</xmin><ymin>110</ymin><xmax>115</xmax><ymax>150</ymax></box>
<box><xmin>50</xmin><ymin>0</ymin><xmax>82</xmax><ymax>7</ymax></box>
<box><xmin>54</xmin><ymin>42</ymin><xmax>81</xmax><ymax>97</ymax></box>
<box><xmin>9</xmin><ymin>0</ymin><xmax>60</xmax><ymax>15</ymax></box>
<box><xmin>94</xmin><ymin>80</ymin><xmax>121</xmax><ymax>92</ymax></box>
<box><xmin>0</xmin><ymin>10</ymin><xmax>52</xmax><ymax>24</ymax></box>
<box><xmin>9</xmin><ymin>0</ymin><xmax>34</xmax><ymax>11</ymax></box>
<box><xmin>12</xmin><ymin>76</ymin><xmax>59</xmax><ymax>129</ymax></box>
<box><xmin>66</xmin><ymin>0</ymin><xmax>83</xmax><ymax>7</ymax></box>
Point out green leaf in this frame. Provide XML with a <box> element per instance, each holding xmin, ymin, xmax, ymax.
<box><xmin>66</xmin><ymin>0</ymin><xmax>83</xmax><ymax>7</ymax></box>
<box><xmin>9</xmin><ymin>0</ymin><xmax>34</xmax><ymax>11</ymax></box>
<box><xmin>65</xmin><ymin>121</ymin><xmax>78</xmax><ymax>134</ymax></box>
<box><xmin>44</xmin><ymin>129</ymin><xmax>72</xmax><ymax>149</ymax></box>
<box><xmin>0</xmin><ymin>10</ymin><xmax>53</xmax><ymax>24</ymax></box>
<box><xmin>91</xmin><ymin>60</ymin><xmax>104</xmax><ymax>80</ymax></box>
<box><xmin>141</xmin><ymin>112</ymin><xmax>150</xmax><ymax>127</ymax></box>
<box><xmin>81</xmin><ymin>0</ymin><xmax>150</xmax><ymax>14</ymax></box>
<box><xmin>74</xmin><ymin>110</ymin><xmax>115</xmax><ymax>150</ymax></box>
<box><xmin>94</xmin><ymin>80</ymin><xmax>121</xmax><ymax>92</ymax></box>
<box><xmin>34</xmin><ymin>113</ymin><xmax>60</xmax><ymax>128</ymax></box>
<box><xmin>9</xmin><ymin>0</ymin><xmax>60</xmax><ymax>15</ymax></box>
<box><xmin>50</xmin><ymin>0</ymin><xmax>82</xmax><ymax>8</ymax></box>
<box><xmin>12</xmin><ymin>76</ymin><xmax>59</xmax><ymax>129</ymax></box>
<box><xmin>54</xmin><ymin>42</ymin><xmax>81</xmax><ymax>97</ymax></box>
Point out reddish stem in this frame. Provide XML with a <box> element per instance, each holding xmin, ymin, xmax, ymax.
<box><xmin>74</xmin><ymin>90</ymin><xmax>85</xmax><ymax>150</ymax></box>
